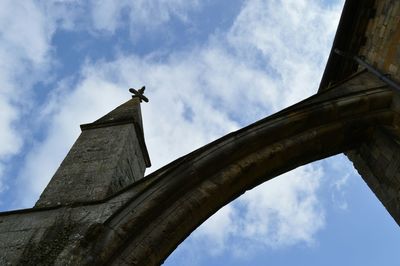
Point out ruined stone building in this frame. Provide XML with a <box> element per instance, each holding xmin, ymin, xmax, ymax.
<box><xmin>0</xmin><ymin>0</ymin><xmax>399</xmax><ymax>265</ymax></box>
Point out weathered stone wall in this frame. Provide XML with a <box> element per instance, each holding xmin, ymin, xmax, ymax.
<box><xmin>344</xmin><ymin>0</ymin><xmax>400</xmax><ymax>225</ymax></box>
<box><xmin>360</xmin><ymin>0</ymin><xmax>400</xmax><ymax>80</ymax></box>
<box><xmin>348</xmin><ymin>89</ymin><xmax>400</xmax><ymax>225</ymax></box>
<box><xmin>35</xmin><ymin>98</ymin><xmax>150</xmax><ymax>208</ymax></box>
<box><xmin>0</xmin><ymin>181</ymin><xmax>143</xmax><ymax>265</ymax></box>
<box><xmin>35</xmin><ymin>123</ymin><xmax>146</xmax><ymax>207</ymax></box>
<box><xmin>347</xmin><ymin>125</ymin><xmax>400</xmax><ymax>225</ymax></box>
<box><xmin>0</xmin><ymin>205</ymin><xmax>105</xmax><ymax>265</ymax></box>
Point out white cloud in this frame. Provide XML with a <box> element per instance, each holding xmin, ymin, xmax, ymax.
<box><xmin>227</xmin><ymin>0</ymin><xmax>343</xmax><ymax>108</ymax></box>
<box><xmin>0</xmin><ymin>0</ymin><xmax>205</xmax><ymax>207</ymax></box>
<box><xmin>191</xmin><ymin>164</ymin><xmax>324</xmax><ymax>258</ymax></box>
<box><xmin>194</xmin><ymin>204</ymin><xmax>237</xmax><ymax>255</ymax></box>
<box><xmin>14</xmin><ymin>35</ymin><xmax>296</xmax><ymax>205</ymax></box>
<box><xmin>0</xmin><ymin>0</ymin><xmax>59</xmax><ymax>194</ymax></box>
<box><xmin>237</xmin><ymin>165</ymin><xmax>324</xmax><ymax>248</ymax></box>
<box><xmin>4</xmin><ymin>0</ymin><xmax>346</xmax><ymax>261</ymax></box>
<box><xmin>331</xmin><ymin>174</ymin><xmax>350</xmax><ymax>210</ymax></box>
<box><xmin>0</xmin><ymin>1</ymin><xmax>51</xmax><ymax>67</ymax></box>
<box><xmin>90</xmin><ymin>0</ymin><xmax>201</xmax><ymax>34</ymax></box>
<box><xmin>0</xmin><ymin>0</ymin><xmax>52</xmax><ymax>157</ymax></box>
<box><xmin>167</xmin><ymin>0</ymin><xmax>344</xmax><ymax>261</ymax></box>
<box><xmin>325</xmin><ymin>154</ymin><xmax>353</xmax><ymax>211</ymax></box>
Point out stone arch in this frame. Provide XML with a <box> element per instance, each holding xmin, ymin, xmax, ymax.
<box><xmin>64</xmin><ymin>84</ymin><xmax>393</xmax><ymax>265</ymax></box>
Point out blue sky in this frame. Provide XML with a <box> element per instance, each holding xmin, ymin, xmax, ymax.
<box><xmin>0</xmin><ymin>0</ymin><xmax>399</xmax><ymax>265</ymax></box>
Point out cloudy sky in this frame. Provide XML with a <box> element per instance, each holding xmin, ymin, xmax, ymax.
<box><xmin>0</xmin><ymin>0</ymin><xmax>399</xmax><ymax>265</ymax></box>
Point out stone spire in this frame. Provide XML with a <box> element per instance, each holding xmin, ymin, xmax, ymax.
<box><xmin>35</xmin><ymin>95</ymin><xmax>151</xmax><ymax>208</ymax></box>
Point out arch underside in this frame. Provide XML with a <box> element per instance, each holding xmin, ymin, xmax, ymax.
<box><xmin>63</xmin><ymin>72</ymin><xmax>396</xmax><ymax>265</ymax></box>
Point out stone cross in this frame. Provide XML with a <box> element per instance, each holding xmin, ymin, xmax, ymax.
<box><xmin>129</xmin><ymin>86</ymin><xmax>149</xmax><ymax>102</ymax></box>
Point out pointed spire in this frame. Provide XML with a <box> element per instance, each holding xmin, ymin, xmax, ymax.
<box><xmin>80</xmin><ymin>97</ymin><xmax>151</xmax><ymax>167</ymax></box>
<box><xmin>81</xmin><ymin>97</ymin><xmax>142</xmax><ymax>132</ymax></box>
<box><xmin>35</xmin><ymin>94</ymin><xmax>151</xmax><ymax>207</ymax></box>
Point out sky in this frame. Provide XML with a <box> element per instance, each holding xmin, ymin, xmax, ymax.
<box><xmin>0</xmin><ymin>0</ymin><xmax>399</xmax><ymax>265</ymax></box>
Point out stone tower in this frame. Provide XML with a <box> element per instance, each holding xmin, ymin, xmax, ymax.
<box><xmin>36</xmin><ymin>97</ymin><xmax>151</xmax><ymax>207</ymax></box>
